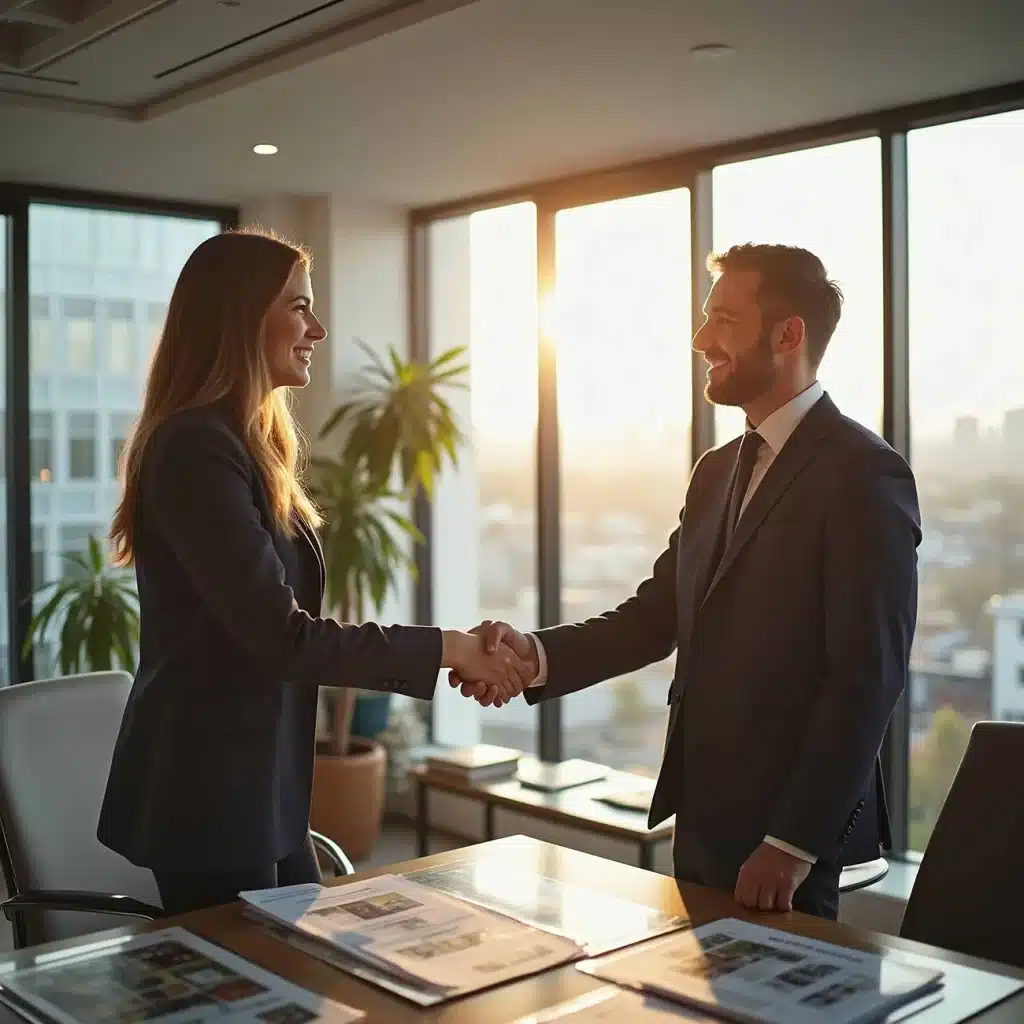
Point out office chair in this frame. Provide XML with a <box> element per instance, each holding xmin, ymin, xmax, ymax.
<box><xmin>900</xmin><ymin>720</ymin><xmax>1024</xmax><ymax>969</ymax></box>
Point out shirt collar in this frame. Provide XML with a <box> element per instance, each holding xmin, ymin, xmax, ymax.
<box><xmin>748</xmin><ymin>381</ymin><xmax>824</xmax><ymax>455</ymax></box>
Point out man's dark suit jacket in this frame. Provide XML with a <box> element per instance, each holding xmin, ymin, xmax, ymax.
<box><xmin>97</xmin><ymin>402</ymin><xmax>441</xmax><ymax>875</ymax></box>
<box><xmin>525</xmin><ymin>393</ymin><xmax>921</xmax><ymax>881</ymax></box>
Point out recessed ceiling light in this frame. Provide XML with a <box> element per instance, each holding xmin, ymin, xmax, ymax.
<box><xmin>253</xmin><ymin>143</ymin><xmax>278</xmax><ymax>155</ymax></box>
<box><xmin>689</xmin><ymin>43</ymin><xmax>735</xmax><ymax>60</ymax></box>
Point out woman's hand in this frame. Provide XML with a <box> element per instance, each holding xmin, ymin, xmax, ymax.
<box><xmin>440</xmin><ymin>630</ymin><xmax>531</xmax><ymax>705</ymax></box>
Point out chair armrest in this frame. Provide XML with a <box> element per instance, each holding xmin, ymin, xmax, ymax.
<box><xmin>310</xmin><ymin>830</ymin><xmax>355</xmax><ymax>876</ymax></box>
<box><xmin>2</xmin><ymin>890</ymin><xmax>165</xmax><ymax>923</ymax></box>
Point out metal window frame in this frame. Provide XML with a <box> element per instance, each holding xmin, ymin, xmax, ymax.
<box><xmin>409</xmin><ymin>77</ymin><xmax>1024</xmax><ymax>857</ymax></box>
<box><xmin>0</xmin><ymin>183</ymin><xmax>238</xmax><ymax>687</ymax></box>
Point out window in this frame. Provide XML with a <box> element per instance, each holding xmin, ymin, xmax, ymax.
<box><xmin>105</xmin><ymin>302</ymin><xmax>136</xmax><ymax>375</ymax></box>
<box><xmin>64</xmin><ymin>298</ymin><xmax>97</xmax><ymax>372</ymax></box>
<box><xmin>31</xmin><ymin>526</ymin><xmax>47</xmax><ymax>592</ymax></box>
<box><xmin>110</xmin><ymin>413</ymin><xmax>134</xmax><ymax>478</ymax></box>
<box><xmin>147</xmin><ymin>302</ymin><xmax>167</xmax><ymax>356</ymax></box>
<box><xmin>554</xmin><ymin>188</ymin><xmax>692</xmax><ymax>775</ymax></box>
<box><xmin>68</xmin><ymin>412</ymin><xmax>97</xmax><ymax>480</ymax></box>
<box><xmin>1019</xmin><ymin>621</ymin><xmax>1024</xmax><ymax>643</ymax></box>
<box><xmin>1018</xmin><ymin>666</ymin><xmax>1024</xmax><ymax>688</ymax></box>
<box><xmin>26</xmin><ymin>203</ymin><xmax>221</xmax><ymax>680</ymax></box>
<box><xmin>30</xmin><ymin>296</ymin><xmax>53</xmax><ymax>371</ymax></box>
<box><xmin>908</xmin><ymin>110</ymin><xmax>1024</xmax><ymax>850</ymax></box>
<box><xmin>428</xmin><ymin>203</ymin><xmax>538</xmax><ymax>751</ymax></box>
<box><xmin>711</xmin><ymin>138</ymin><xmax>884</xmax><ymax>442</ymax></box>
<box><xmin>58</xmin><ymin>524</ymin><xmax>101</xmax><ymax>582</ymax></box>
<box><xmin>30</xmin><ymin>412</ymin><xmax>53</xmax><ymax>482</ymax></box>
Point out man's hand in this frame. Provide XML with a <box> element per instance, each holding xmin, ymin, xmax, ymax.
<box><xmin>440</xmin><ymin>629</ymin><xmax>532</xmax><ymax>705</ymax></box>
<box><xmin>448</xmin><ymin>620</ymin><xmax>538</xmax><ymax>708</ymax></box>
<box><xmin>734</xmin><ymin>842</ymin><xmax>813</xmax><ymax>913</ymax></box>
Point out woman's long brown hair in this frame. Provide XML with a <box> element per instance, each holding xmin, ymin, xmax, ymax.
<box><xmin>110</xmin><ymin>227</ymin><xmax>321</xmax><ymax>567</ymax></box>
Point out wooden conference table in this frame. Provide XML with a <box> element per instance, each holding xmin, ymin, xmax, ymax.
<box><xmin>3</xmin><ymin>835</ymin><xmax>1023</xmax><ymax>1023</ymax></box>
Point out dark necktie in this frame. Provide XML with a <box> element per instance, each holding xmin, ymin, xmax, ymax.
<box><xmin>725</xmin><ymin>430</ymin><xmax>764</xmax><ymax>541</ymax></box>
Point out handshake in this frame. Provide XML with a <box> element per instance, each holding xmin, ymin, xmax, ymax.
<box><xmin>440</xmin><ymin>621</ymin><xmax>537</xmax><ymax>708</ymax></box>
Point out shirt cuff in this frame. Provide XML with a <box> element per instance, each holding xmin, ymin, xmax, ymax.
<box><xmin>764</xmin><ymin>835</ymin><xmax>817</xmax><ymax>864</ymax></box>
<box><xmin>526</xmin><ymin>633</ymin><xmax>548</xmax><ymax>687</ymax></box>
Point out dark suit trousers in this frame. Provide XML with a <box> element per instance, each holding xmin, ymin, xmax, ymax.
<box><xmin>673</xmin><ymin>827</ymin><xmax>841</xmax><ymax>920</ymax></box>
<box><xmin>153</xmin><ymin>831</ymin><xmax>322</xmax><ymax>916</ymax></box>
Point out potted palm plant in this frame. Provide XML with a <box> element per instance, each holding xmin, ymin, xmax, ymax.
<box><xmin>307</xmin><ymin>340</ymin><xmax>468</xmax><ymax>859</ymax></box>
<box><xmin>23</xmin><ymin>535</ymin><xmax>140</xmax><ymax>676</ymax></box>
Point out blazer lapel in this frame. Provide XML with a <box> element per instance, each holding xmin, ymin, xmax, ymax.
<box><xmin>702</xmin><ymin>395</ymin><xmax>840</xmax><ymax>604</ymax></box>
<box><xmin>674</xmin><ymin>440</ymin><xmax>738</xmax><ymax>677</ymax></box>
<box><xmin>294</xmin><ymin>513</ymin><xmax>326</xmax><ymax>598</ymax></box>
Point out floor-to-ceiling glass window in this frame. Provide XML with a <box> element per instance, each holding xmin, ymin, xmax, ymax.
<box><xmin>427</xmin><ymin>203</ymin><xmax>539</xmax><ymax>750</ymax></box>
<box><xmin>27</xmin><ymin>205</ymin><xmax>219</xmax><ymax>676</ymax></box>
<box><xmin>907</xmin><ymin>109</ymin><xmax>1024</xmax><ymax>850</ymax></box>
<box><xmin>711</xmin><ymin>138</ymin><xmax>884</xmax><ymax>443</ymax></box>
<box><xmin>553</xmin><ymin>187</ymin><xmax>691</xmax><ymax>774</ymax></box>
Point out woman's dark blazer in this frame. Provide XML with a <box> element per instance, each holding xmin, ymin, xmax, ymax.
<box><xmin>97</xmin><ymin>402</ymin><xmax>441</xmax><ymax>874</ymax></box>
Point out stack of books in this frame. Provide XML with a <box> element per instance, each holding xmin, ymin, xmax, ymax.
<box><xmin>424</xmin><ymin>743</ymin><xmax>522</xmax><ymax>783</ymax></box>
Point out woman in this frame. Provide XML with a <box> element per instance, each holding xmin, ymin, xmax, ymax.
<box><xmin>97</xmin><ymin>228</ymin><xmax>528</xmax><ymax>915</ymax></box>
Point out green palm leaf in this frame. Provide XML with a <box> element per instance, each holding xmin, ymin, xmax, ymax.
<box><xmin>24</xmin><ymin>533</ymin><xmax>140</xmax><ymax>676</ymax></box>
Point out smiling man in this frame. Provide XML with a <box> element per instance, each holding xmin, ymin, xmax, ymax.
<box><xmin>455</xmin><ymin>243</ymin><xmax>922</xmax><ymax>920</ymax></box>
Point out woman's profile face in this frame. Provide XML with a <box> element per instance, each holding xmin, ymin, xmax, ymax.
<box><xmin>263</xmin><ymin>262</ymin><xmax>327</xmax><ymax>389</ymax></box>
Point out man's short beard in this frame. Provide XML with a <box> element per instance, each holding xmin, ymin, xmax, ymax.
<box><xmin>704</xmin><ymin>327</ymin><xmax>776</xmax><ymax>407</ymax></box>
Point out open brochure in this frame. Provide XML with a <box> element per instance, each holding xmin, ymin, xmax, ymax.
<box><xmin>578</xmin><ymin>918</ymin><xmax>945</xmax><ymax>1024</ymax></box>
<box><xmin>240</xmin><ymin>874</ymin><xmax>584</xmax><ymax>996</ymax></box>
<box><xmin>404</xmin><ymin>860</ymin><xmax>689</xmax><ymax>956</ymax></box>
<box><xmin>0</xmin><ymin>926</ymin><xmax>364</xmax><ymax>1024</ymax></box>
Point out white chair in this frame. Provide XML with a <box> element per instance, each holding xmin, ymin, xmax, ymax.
<box><xmin>0</xmin><ymin>670</ymin><xmax>354</xmax><ymax>948</ymax></box>
<box><xmin>0</xmin><ymin>671</ymin><xmax>163</xmax><ymax>947</ymax></box>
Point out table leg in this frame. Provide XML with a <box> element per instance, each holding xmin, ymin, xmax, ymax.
<box><xmin>416</xmin><ymin>779</ymin><xmax>429</xmax><ymax>857</ymax></box>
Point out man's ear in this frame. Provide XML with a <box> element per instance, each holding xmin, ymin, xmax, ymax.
<box><xmin>773</xmin><ymin>315</ymin><xmax>807</xmax><ymax>356</ymax></box>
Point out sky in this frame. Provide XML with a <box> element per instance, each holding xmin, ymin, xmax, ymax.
<box><xmin>460</xmin><ymin>108</ymin><xmax>1024</xmax><ymax>454</ymax></box>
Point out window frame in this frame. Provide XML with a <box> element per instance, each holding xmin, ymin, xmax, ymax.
<box><xmin>0</xmin><ymin>183</ymin><xmax>237</xmax><ymax>686</ymax></box>
<box><xmin>409</xmin><ymin>78</ymin><xmax>1024</xmax><ymax>860</ymax></box>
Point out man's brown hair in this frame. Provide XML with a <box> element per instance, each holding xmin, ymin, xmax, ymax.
<box><xmin>706</xmin><ymin>243</ymin><xmax>843</xmax><ymax>367</ymax></box>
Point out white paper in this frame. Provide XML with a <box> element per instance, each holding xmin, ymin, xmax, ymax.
<box><xmin>579</xmin><ymin>918</ymin><xmax>944</xmax><ymax>1024</ymax></box>
<box><xmin>515</xmin><ymin>984</ymin><xmax>718</xmax><ymax>1021</ymax></box>
<box><xmin>242</xmin><ymin>874</ymin><xmax>584</xmax><ymax>993</ymax></box>
<box><xmin>0</xmin><ymin>926</ymin><xmax>363</xmax><ymax>1024</ymax></box>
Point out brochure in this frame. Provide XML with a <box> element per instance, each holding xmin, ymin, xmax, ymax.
<box><xmin>578</xmin><ymin>918</ymin><xmax>945</xmax><ymax>1024</ymax></box>
<box><xmin>241</xmin><ymin>874</ymin><xmax>583</xmax><ymax>997</ymax></box>
<box><xmin>0</xmin><ymin>926</ymin><xmax>364</xmax><ymax>1024</ymax></box>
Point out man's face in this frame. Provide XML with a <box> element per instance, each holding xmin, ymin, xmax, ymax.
<box><xmin>692</xmin><ymin>269</ymin><xmax>777</xmax><ymax>408</ymax></box>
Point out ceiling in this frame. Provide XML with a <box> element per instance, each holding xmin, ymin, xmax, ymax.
<box><xmin>0</xmin><ymin>0</ymin><xmax>1022</xmax><ymax>209</ymax></box>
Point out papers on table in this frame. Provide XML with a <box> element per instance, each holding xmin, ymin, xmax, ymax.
<box><xmin>404</xmin><ymin>861</ymin><xmax>689</xmax><ymax>956</ymax></box>
<box><xmin>578</xmin><ymin>918</ymin><xmax>945</xmax><ymax>1024</ymax></box>
<box><xmin>0</xmin><ymin>926</ymin><xmax>363</xmax><ymax>1024</ymax></box>
<box><xmin>240</xmin><ymin>873</ymin><xmax>583</xmax><ymax>999</ymax></box>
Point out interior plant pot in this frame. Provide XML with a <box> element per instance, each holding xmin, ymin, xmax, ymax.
<box><xmin>310</xmin><ymin>736</ymin><xmax>387</xmax><ymax>864</ymax></box>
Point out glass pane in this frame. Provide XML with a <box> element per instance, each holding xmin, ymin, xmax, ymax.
<box><xmin>428</xmin><ymin>203</ymin><xmax>538</xmax><ymax>752</ymax></box>
<box><xmin>0</xmin><ymin>217</ymin><xmax>7</xmax><ymax>683</ymax></box>
<box><xmin>554</xmin><ymin>188</ymin><xmax>691</xmax><ymax>775</ymax></box>
<box><xmin>28</xmin><ymin>204</ymin><xmax>220</xmax><ymax>677</ymax></box>
<box><xmin>711</xmin><ymin>138</ymin><xmax>884</xmax><ymax>442</ymax></box>
<box><xmin>907</xmin><ymin>109</ymin><xmax>1024</xmax><ymax>850</ymax></box>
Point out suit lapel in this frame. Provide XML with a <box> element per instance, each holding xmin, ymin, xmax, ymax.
<box><xmin>673</xmin><ymin>440</ymin><xmax>738</xmax><ymax>679</ymax></box>
<box><xmin>294</xmin><ymin>512</ymin><xmax>326</xmax><ymax>599</ymax></box>
<box><xmin>702</xmin><ymin>394</ymin><xmax>840</xmax><ymax>604</ymax></box>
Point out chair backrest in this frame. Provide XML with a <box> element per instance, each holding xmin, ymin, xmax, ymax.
<box><xmin>0</xmin><ymin>671</ymin><xmax>161</xmax><ymax>944</ymax></box>
<box><xmin>900</xmin><ymin>720</ymin><xmax>1024</xmax><ymax>968</ymax></box>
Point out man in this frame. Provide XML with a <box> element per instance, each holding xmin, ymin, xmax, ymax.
<box><xmin>455</xmin><ymin>244</ymin><xmax>921</xmax><ymax>920</ymax></box>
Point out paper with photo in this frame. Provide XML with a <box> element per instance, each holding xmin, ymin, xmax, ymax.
<box><xmin>514</xmin><ymin>984</ymin><xmax>718</xmax><ymax>1021</ymax></box>
<box><xmin>579</xmin><ymin>918</ymin><xmax>944</xmax><ymax>1024</ymax></box>
<box><xmin>404</xmin><ymin>861</ymin><xmax>689</xmax><ymax>956</ymax></box>
<box><xmin>0</xmin><ymin>926</ymin><xmax>363</xmax><ymax>1024</ymax></box>
<box><xmin>242</xmin><ymin>874</ymin><xmax>584</xmax><ymax>992</ymax></box>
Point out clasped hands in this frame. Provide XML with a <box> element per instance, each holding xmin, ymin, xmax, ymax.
<box><xmin>442</xmin><ymin>620</ymin><xmax>535</xmax><ymax>707</ymax></box>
